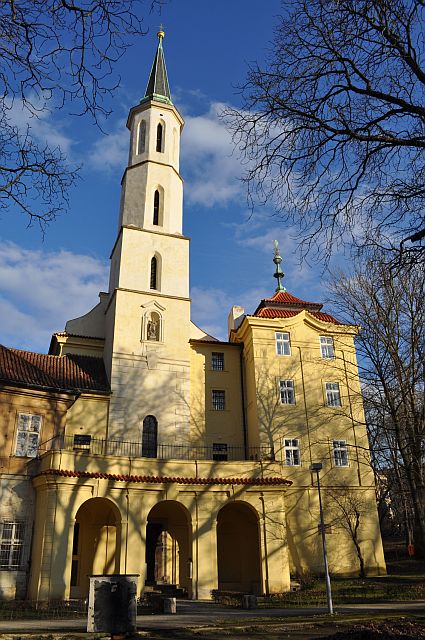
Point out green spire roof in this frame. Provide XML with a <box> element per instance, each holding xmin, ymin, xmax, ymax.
<box><xmin>142</xmin><ymin>29</ymin><xmax>173</xmax><ymax>106</ymax></box>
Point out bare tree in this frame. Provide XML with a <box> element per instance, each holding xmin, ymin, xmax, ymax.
<box><xmin>328</xmin><ymin>486</ymin><xmax>367</xmax><ymax>577</ymax></box>
<box><xmin>224</xmin><ymin>0</ymin><xmax>425</xmax><ymax>265</ymax></box>
<box><xmin>328</xmin><ymin>258</ymin><xmax>425</xmax><ymax>557</ymax></box>
<box><xmin>0</xmin><ymin>1</ymin><xmax>163</xmax><ymax>227</ymax></box>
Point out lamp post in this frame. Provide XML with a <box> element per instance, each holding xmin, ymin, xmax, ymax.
<box><xmin>310</xmin><ymin>462</ymin><xmax>334</xmax><ymax>615</ymax></box>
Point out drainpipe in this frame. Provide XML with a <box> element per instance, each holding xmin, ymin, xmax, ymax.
<box><xmin>239</xmin><ymin>349</ymin><xmax>248</xmax><ymax>458</ymax></box>
<box><xmin>259</xmin><ymin>494</ymin><xmax>270</xmax><ymax>596</ymax></box>
<box><xmin>341</xmin><ymin>350</ymin><xmax>362</xmax><ymax>486</ymax></box>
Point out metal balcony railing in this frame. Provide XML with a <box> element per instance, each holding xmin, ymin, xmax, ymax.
<box><xmin>38</xmin><ymin>434</ymin><xmax>274</xmax><ymax>462</ymax></box>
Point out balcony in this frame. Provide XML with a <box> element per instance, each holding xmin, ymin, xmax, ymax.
<box><xmin>39</xmin><ymin>434</ymin><xmax>274</xmax><ymax>462</ymax></box>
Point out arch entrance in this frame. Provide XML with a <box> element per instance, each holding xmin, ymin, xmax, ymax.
<box><xmin>217</xmin><ymin>501</ymin><xmax>262</xmax><ymax>594</ymax></box>
<box><xmin>145</xmin><ymin>501</ymin><xmax>192</xmax><ymax>597</ymax></box>
<box><xmin>70</xmin><ymin>498</ymin><xmax>121</xmax><ymax>598</ymax></box>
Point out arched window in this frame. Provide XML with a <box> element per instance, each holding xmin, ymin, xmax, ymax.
<box><xmin>153</xmin><ymin>190</ymin><xmax>160</xmax><ymax>225</ymax></box>
<box><xmin>137</xmin><ymin>120</ymin><xmax>146</xmax><ymax>154</ymax></box>
<box><xmin>150</xmin><ymin>256</ymin><xmax>157</xmax><ymax>290</ymax></box>
<box><xmin>142</xmin><ymin>415</ymin><xmax>158</xmax><ymax>458</ymax></box>
<box><xmin>156</xmin><ymin>123</ymin><xmax>163</xmax><ymax>152</ymax></box>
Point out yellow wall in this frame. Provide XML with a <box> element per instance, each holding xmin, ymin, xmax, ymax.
<box><xmin>189</xmin><ymin>341</ymin><xmax>245</xmax><ymax>451</ymax></box>
<box><xmin>231</xmin><ymin>311</ymin><xmax>386</xmax><ymax>577</ymax></box>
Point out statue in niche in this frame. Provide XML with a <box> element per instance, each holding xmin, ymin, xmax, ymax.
<box><xmin>147</xmin><ymin>312</ymin><xmax>160</xmax><ymax>341</ymax></box>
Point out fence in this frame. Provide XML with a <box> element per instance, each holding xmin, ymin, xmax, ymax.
<box><xmin>39</xmin><ymin>435</ymin><xmax>274</xmax><ymax>463</ymax></box>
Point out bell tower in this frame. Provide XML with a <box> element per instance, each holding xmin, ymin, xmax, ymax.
<box><xmin>104</xmin><ymin>30</ymin><xmax>191</xmax><ymax>445</ymax></box>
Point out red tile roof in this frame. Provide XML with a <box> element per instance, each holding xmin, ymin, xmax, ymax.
<box><xmin>263</xmin><ymin>291</ymin><xmax>323</xmax><ymax>310</ymax></box>
<box><xmin>254</xmin><ymin>308</ymin><xmax>342</xmax><ymax>324</ymax></box>
<box><xmin>252</xmin><ymin>290</ymin><xmax>344</xmax><ymax>324</ymax></box>
<box><xmin>39</xmin><ymin>468</ymin><xmax>292</xmax><ymax>485</ymax></box>
<box><xmin>0</xmin><ymin>345</ymin><xmax>110</xmax><ymax>394</ymax></box>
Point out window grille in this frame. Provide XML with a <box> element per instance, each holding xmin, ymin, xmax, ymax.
<box><xmin>212</xmin><ymin>443</ymin><xmax>228</xmax><ymax>461</ymax></box>
<box><xmin>212</xmin><ymin>390</ymin><xmax>225</xmax><ymax>411</ymax></box>
<box><xmin>0</xmin><ymin>522</ymin><xmax>24</xmax><ymax>569</ymax></box>
<box><xmin>211</xmin><ymin>352</ymin><xmax>224</xmax><ymax>371</ymax></box>
<box><xmin>138</xmin><ymin>120</ymin><xmax>146</xmax><ymax>154</ymax></box>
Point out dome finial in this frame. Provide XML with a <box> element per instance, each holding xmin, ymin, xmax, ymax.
<box><xmin>157</xmin><ymin>24</ymin><xmax>165</xmax><ymax>40</ymax></box>
<box><xmin>273</xmin><ymin>240</ymin><xmax>286</xmax><ymax>292</ymax></box>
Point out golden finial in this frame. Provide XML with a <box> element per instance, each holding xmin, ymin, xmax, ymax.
<box><xmin>157</xmin><ymin>24</ymin><xmax>165</xmax><ymax>39</ymax></box>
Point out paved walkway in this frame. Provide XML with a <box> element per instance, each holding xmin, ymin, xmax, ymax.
<box><xmin>0</xmin><ymin>600</ymin><xmax>423</xmax><ymax>633</ymax></box>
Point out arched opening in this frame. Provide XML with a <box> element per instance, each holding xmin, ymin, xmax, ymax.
<box><xmin>217</xmin><ymin>501</ymin><xmax>261</xmax><ymax>594</ymax></box>
<box><xmin>156</xmin><ymin>122</ymin><xmax>164</xmax><ymax>152</ymax></box>
<box><xmin>137</xmin><ymin>120</ymin><xmax>146</xmax><ymax>154</ymax></box>
<box><xmin>153</xmin><ymin>190</ymin><xmax>160</xmax><ymax>225</ymax></box>
<box><xmin>146</xmin><ymin>501</ymin><xmax>192</xmax><ymax>597</ymax></box>
<box><xmin>142</xmin><ymin>414</ymin><xmax>158</xmax><ymax>457</ymax></box>
<box><xmin>150</xmin><ymin>256</ymin><xmax>158</xmax><ymax>290</ymax></box>
<box><xmin>70</xmin><ymin>498</ymin><xmax>121</xmax><ymax>598</ymax></box>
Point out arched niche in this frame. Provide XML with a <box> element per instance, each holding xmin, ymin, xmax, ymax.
<box><xmin>216</xmin><ymin>501</ymin><xmax>262</xmax><ymax>594</ymax></box>
<box><xmin>145</xmin><ymin>500</ymin><xmax>192</xmax><ymax>597</ymax></box>
<box><xmin>70</xmin><ymin>497</ymin><xmax>121</xmax><ymax>598</ymax></box>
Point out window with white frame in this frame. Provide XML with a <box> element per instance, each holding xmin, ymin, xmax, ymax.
<box><xmin>15</xmin><ymin>413</ymin><xmax>42</xmax><ymax>457</ymax></box>
<box><xmin>325</xmin><ymin>382</ymin><xmax>342</xmax><ymax>407</ymax></box>
<box><xmin>275</xmin><ymin>332</ymin><xmax>291</xmax><ymax>356</ymax></box>
<box><xmin>212</xmin><ymin>390</ymin><xmax>225</xmax><ymax>411</ymax></box>
<box><xmin>0</xmin><ymin>522</ymin><xmax>24</xmax><ymax>569</ymax></box>
<box><xmin>284</xmin><ymin>438</ymin><xmax>301</xmax><ymax>466</ymax></box>
<box><xmin>211</xmin><ymin>352</ymin><xmax>225</xmax><ymax>371</ymax></box>
<box><xmin>280</xmin><ymin>379</ymin><xmax>295</xmax><ymax>405</ymax></box>
<box><xmin>333</xmin><ymin>440</ymin><xmax>349</xmax><ymax>467</ymax></box>
<box><xmin>320</xmin><ymin>336</ymin><xmax>335</xmax><ymax>359</ymax></box>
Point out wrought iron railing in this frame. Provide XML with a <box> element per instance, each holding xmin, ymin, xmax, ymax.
<box><xmin>38</xmin><ymin>434</ymin><xmax>274</xmax><ymax>462</ymax></box>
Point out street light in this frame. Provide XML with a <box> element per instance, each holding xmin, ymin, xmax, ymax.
<box><xmin>310</xmin><ymin>462</ymin><xmax>334</xmax><ymax>615</ymax></box>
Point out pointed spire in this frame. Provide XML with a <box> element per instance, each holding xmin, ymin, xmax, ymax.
<box><xmin>142</xmin><ymin>28</ymin><xmax>173</xmax><ymax>106</ymax></box>
<box><xmin>273</xmin><ymin>240</ymin><xmax>286</xmax><ymax>292</ymax></box>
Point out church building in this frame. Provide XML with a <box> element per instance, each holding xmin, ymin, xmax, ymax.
<box><xmin>0</xmin><ymin>31</ymin><xmax>386</xmax><ymax>601</ymax></box>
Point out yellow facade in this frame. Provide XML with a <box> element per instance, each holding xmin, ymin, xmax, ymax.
<box><xmin>0</xmin><ymin>33</ymin><xmax>385</xmax><ymax>602</ymax></box>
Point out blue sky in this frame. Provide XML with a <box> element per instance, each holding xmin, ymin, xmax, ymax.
<box><xmin>0</xmin><ymin>1</ymin><xmax>346</xmax><ymax>352</ymax></box>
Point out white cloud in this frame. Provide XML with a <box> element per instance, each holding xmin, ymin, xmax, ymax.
<box><xmin>0</xmin><ymin>242</ymin><xmax>108</xmax><ymax>352</ymax></box>
<box><xmin>190</xmin><ymin>285</ymin><xmax>270</xmax><ymax>341</ymax></box>
<box><xmin>87</xmin><ymin>119</ymin><xmax>129</xmax><ymax>172</ymax></box>
<box><xmin>6</xmin><ymin>96</ymin><xmax>74</xmax><ymax>155</ymax></box>
<box><xmin>181</xmin><ymin>102</ymin><xmax>244</xmax><ymax>207</ymax></box>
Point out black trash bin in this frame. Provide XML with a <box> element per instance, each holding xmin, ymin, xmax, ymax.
<box><xmin>87</xmin><ymin>574</ymin><xmax>139</xmax><ymax>633</ymax></box>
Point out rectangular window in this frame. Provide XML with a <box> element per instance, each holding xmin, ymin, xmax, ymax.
<box><xmin>284</xmin><ymin>438</ymin><xmax>301</xmax><ymax>466</ymax></box>
<box><xmin>0</xmin><ymin>522</ymin><xmax>24</xmax><ymax>569</ymax></box>
<box><xmin>212</xmin><ymin>390</ymin><xmax>225</xmax><ymax>411</ymax></box>
<box><xmin>211</xmin><ymin>352</ymin><xmax>225</xmax><ymax>371</ymax></box>
<box><xmin>73</xmin><ymin>434</ymin><xmax>91</xmax><ymax>451</ymax></box>
<box><xmin>325</xmin><ymin>382</ymin><xmax>342</xmax><ymax>407</ymax></box>
<box><xmin>333</xmin><ymin>440</ymin><xmax>349</xmax><ymax>467</ymax></box>
<box><xmin>212</xmin><ymin>443</ymin><xmax>228</xmax><ymax>461</ymax></box>
<box><xmin>320</xmin><ymin>336</ymin><xmax>335</xmax><ymax>359</ymax></box>
<box><xmin>15</xmin><ymin>413</ymin><xmax>42</xmax><ymax>457</ymax></box>
<box><xmin>280</xmin><ymin>380</ymin><xmax>295</xmax><ymax>405</ymax></box>
<box><xmin>276</xmin><ymin>332</ymin><xmax>291</xmax><ymax>356</ymax></box>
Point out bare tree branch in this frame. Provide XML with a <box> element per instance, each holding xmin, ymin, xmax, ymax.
<box><xmin>0</xmin><ymin>1</ymin><xmax>164</xmax><ymax>227</ymax></box>
<box><xmin>224</xmin><ymin>0</ymin><xmax>425</xmax><ymax>266</ymax></box>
